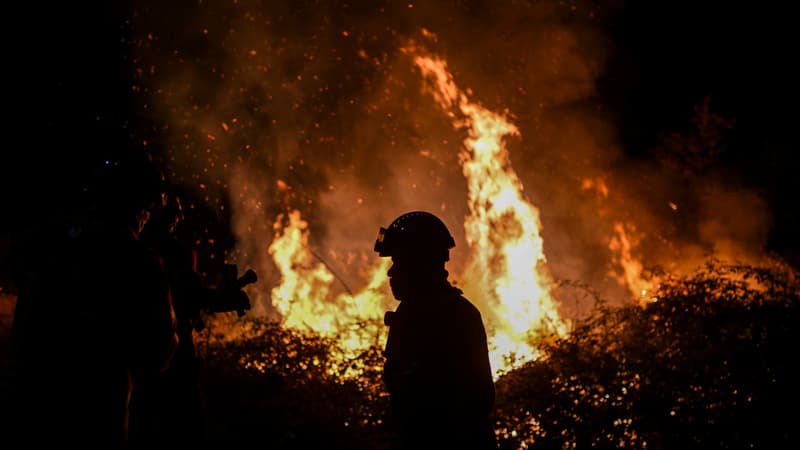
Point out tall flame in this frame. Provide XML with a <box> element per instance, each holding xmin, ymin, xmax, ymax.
<box><xmin>411</xmin><ymin>53</ymin><xmax>568</xmax><ymax>374</ymax></box>
<box><xmin>263</xmin><ymin>49</ymin><xmax>569</xmax><ymax>379</ymax></box>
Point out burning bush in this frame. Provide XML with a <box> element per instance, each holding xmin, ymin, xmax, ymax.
<box><xmin>493</xmin><ymin>260</ymin><xmax>800</xmax><ymax>449</ymax></box>
<box><xmin>198</xmin><ymin>318</ymin><xmax>394</xmax><ymax>448</ymax></box>
<box><xmin>195</xmin><ymin>261</ymin><xmax>799</xmax><ymax>449</ymax></box>
<box><xmin>1</xmin><ymin>261</ymin><xmax>797</xmax><ymax>448</ymax></box>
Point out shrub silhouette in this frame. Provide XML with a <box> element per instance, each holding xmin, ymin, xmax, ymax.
<box><xmin>128</xmin><ymin>260</ymin><xmax>799</xmax><ymax>449</ymax></box>
<box><xmin>199</xmin><ymin>319</ymin><xmax>394</xmax><ymax>448</ymax></box>
<box><xmin>494</xmin><ymin>260</ymin><xmax>800</xmax><ymax>449</ymax></box>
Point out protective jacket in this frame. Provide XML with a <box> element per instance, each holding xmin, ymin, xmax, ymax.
<box><xmin>384</xmin><ymin>281</ymin><xmax>497</xmax><ymax>449</ymax></box>
<box><xmin>10</xmin><ymin>224</ymin><xmax>177</xmax><ymax>444</ymax></box>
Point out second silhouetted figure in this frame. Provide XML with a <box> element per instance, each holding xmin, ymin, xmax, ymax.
<box><xmin>375</xmin><ymin>211</ymin><xmax>497</xmax><ymax>450</ymax></box>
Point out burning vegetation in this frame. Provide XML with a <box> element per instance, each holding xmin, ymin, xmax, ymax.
<box><xmin>196</xmin><ymin>260</ymin><xmax>800</xmax><ymax>448</ymax></box>
<box><xmin>2</xmin><ymin>0</ymin><xmax>796</xmax><ymax>448</ymax></box>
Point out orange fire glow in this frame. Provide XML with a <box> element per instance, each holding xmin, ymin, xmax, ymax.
<box><xmin>261</xmin><ymin>48</ymin><xmax>571</xmax><ymax>379</ymax></box>
<box><xmin>412</xmin><ymin>52</ymin><xmax>569</xmax><ymax>374</ymax></box>
<box><xmin>268</xmin><ymin>209</ymin><xmax>391</xmax><ymax>377</ymax></box>
<box><xmin>608</xmin><ymin>222</ymin><xmax>659</xmax><ymax>305</ymax></box>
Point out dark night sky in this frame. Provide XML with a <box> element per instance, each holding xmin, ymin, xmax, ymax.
<box><xmin>599</xmin><ymin>1</ymin><xmax>799</xmax><ymax>264</ymax></box>
<box><xmin>3</xmin><ymin>0</ymin><xmax>799</xmax><ymax>286</ymax></box>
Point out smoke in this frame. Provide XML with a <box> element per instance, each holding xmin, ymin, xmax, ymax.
<box><xmin>128</xmin><ymin>0</ymin><xmax>775</xmax><ymax>317</ymax></box>
<box><xmin>697</xmin><ymin>184</ymin><xmax>773</xmax><ymax>261</ymax></box>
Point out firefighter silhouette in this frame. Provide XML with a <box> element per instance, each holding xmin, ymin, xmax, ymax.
<box><xmin>132</xmin><ymin>189</ymin><xmax>255</xmax><ymax>444</ymax></box>
<box><xmin>9</xmin><ymin>149</ymin><xmax>178</xmax><ymax>445</ymax></box>
<box><xmin>375</xmin><ymin>211</ymin><xmax>497</xmax><ymax>449</ymax></box>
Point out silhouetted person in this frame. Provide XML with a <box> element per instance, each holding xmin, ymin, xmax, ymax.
<box><xmin>133</xmin><ymin>190</ymin><xmax>254</xmax><ymax>444</ymax></box>
<box><xmin>374</xmin><ymin>211</ymin><xmax>497</xmax><ymax>450</ymax></box>
<box><xmin>9</xmin><ymin>150</ymin><xmax>177</xmax><ymax>446</ymax></box>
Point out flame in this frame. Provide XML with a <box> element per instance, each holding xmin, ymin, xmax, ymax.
<box><xmin>261</xmin><ymin>49</ymin><xmax>569</xmax><ymax>380</ymax></box>
<box><xmin>412</xmin><ymin>53</ymin><xmax>568</xmax><ymax>375</ymax></box>
<box><xmin>608</xmin><ymin>222</ymin><xmax>659</xmax><ymax>304</ymax></box>
<box><xmin>268</xmin><ymin>210</ymin><xmax>391</xmax><ymax>377</ymax></box>
<box><xmin>581</xmin><ymin>177</ymin><xmax>609</xmax><ymax>199</ymax></box>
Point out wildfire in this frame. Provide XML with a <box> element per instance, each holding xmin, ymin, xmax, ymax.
<box><xmin>412</xmin><ymin>53</ymin><xmax>569</xmax><ymax>374</ymax></box>
<box><xmin>260</xmin><ymin>49</ymin><xmax>570</xmax><ymax>379</ymax></box>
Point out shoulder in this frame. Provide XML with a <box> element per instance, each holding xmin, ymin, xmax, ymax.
<box><xmin>442</xmin><ymin>292</ymin><xmax>489</xmax><ymax>347</ymax></box>
<box><xmin>444</xmin><ymin>289</ymin><xmax>484</xmax><ymax>325</ymax></box>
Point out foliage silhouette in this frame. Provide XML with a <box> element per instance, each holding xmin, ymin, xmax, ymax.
<box><xmin>493</xmin><ymin>260</ymin><xmax>800</xmax><ymax>449</ymax></box>
<box><xmin>7</xmin><ymin>261</ymin><xmax>789</xmax><ymax>448</ymax></box>
<box><xmin>198</xmin><ymin>317</ymin><xmax>394</xmax><ymax>448</ymax></box>
<box><xmin>194</xmin><ymin>261</ymin><xmax>799</xmax><ymax>448</ymax></box>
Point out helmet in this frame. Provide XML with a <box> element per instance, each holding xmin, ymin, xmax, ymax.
<box><xmin>374</xmin><ymin>211</ymin><xmax>455</xmax><ymax>259</ymax></box>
